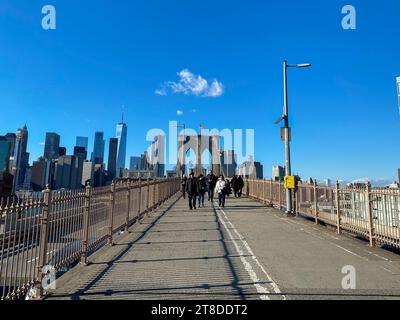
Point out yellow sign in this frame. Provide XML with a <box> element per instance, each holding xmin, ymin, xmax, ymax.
<box><xmin>284</xmin><ymin>176</ymin><xmax>295</xmax><ymax>189</ymax></box>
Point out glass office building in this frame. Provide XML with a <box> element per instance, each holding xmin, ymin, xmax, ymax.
<box><xmin>116</xmin><ymin>120</ymin><xmax>128</xmax><ymax>175</ymax></box>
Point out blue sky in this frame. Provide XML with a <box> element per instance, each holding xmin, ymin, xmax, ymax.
<box><xmin>0</xmin><ymin>0</ymin><xmax>399</xmax><ymax>182</ymax></box>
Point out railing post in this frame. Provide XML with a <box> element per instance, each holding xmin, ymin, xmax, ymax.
<box><xmin>278</xmin><ymin>180</ymin><xmax>282</xmax><ymax>210</ymax></box>
<box><xmin>269</xmin><ymin>179</ymin><xmax>273</xmax><ymax>204</ymax></box>
<box><xmin>153</xmin><ymin>179</ymin><xmax>157</xmax><ymax>210</ymax></box>
<box><xmin>314</xmin><ymin>180</ymin><xmax>319</xmax><ymax>224</ymax></box>
<box><xmin>366</xmin><ymin>183</ymin><xmax>376</xmax><ymax>247</ymax></box>
<box><xmin>296</xmin><ymin>186</ymin><xmax>300</xmax><ymax>217</ymax></box>
<box><xmin>262</xmin><ymin>179</ymin><xmax>266</xmax><ymax>203</ymax></box>
<box><xmin>36</xmin><ymin>185</ymin><xmax>52</xmax><ymax>298</ymax></box>
<box><xmin>137</xmin><ymin>178</ymin><xmax>142</xmax><ymax>223</ymax></box>
<box><xmin>80</xmin><ymin>183</ymin><xmax>92</xmax><ymax>265</ymax></box>
<box><xmin>335</xmin><ymin>181</ymin><xmax>341</xmax><ymax>234</ymax></box>
<box><xmin>125</xmin><ymin>180</ymin><xmax>131</xmax><ymax>232</ymax></box>
<box><xmin>146</xmin><ymin>178</ymin><xmax>150</xmax><ymax>215</ymax></box>
<box><xmin>165</xmin><ymin>180</ymin><xmax>167</xmax><ymax>200</ymax></box>
<box><xmin>108</xmin><ymin>181</ymin><xmax>115</xmax><ymax>246</ymax></box>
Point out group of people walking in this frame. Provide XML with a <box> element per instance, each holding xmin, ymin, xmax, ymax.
<box><xmin>181</xmin><ymin>170</ymin><xmax>244</xmax><ymax>210</ymax></box>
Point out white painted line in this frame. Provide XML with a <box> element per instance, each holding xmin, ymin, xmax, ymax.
<box><xmin>214</xmin><ymin>203</ymin><xmax>285</xmax><ymax>300</ymax></box>
<box><xmin>365</xmin><ymin>251</ymin><xmax>391</xmax><ymax>262</ymax></box>
<box><xmin>282</xmin><ymin>219</ymin><xmax>326</xmax><ymax>241</ymax></box>
<box><xmin>281</xmin><ymin>215</ymin><xmax>371</xmax><ymax>262</ymax></box>
<box><xmin>333</xmin><ymin>244</ymin><xmax>368</xmax><ymax>260</ymax></box>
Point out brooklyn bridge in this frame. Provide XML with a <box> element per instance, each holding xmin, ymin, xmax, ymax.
<box><xmin>1</xmin><ymin>176</ymin><xmax>400</xmax><ymax>300</ymax></box>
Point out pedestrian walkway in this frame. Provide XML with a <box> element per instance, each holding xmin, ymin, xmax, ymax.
<box><xmin>47</xmin><ymin>195</ymin><xmax>400</xmax><ymax>300</ymax></box>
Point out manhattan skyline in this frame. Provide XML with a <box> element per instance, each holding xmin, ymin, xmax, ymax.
<box><xmin>1</xmin><ymin>0</ymin><xmax>399</xmax><ymax>182</ymax></box>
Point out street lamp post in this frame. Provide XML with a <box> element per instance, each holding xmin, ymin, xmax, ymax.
<box><xmin>217</xmin><ymin>149</ymin><xmax>229</xmax><ymax>177</ymax></box>
<box><xmin>277</xmin><ymin>60</ymin><xmax>311</xmax><ymax>214</ymax></box>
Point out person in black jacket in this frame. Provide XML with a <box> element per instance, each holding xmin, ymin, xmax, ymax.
<box><xmin>181</xmin><ymin>175</ymin><xmax>187</xmax><ymax>199</ymax></box>
<box><xmin>237</xmin><ymin>175</ymin><xmax>244</xmax><ymax>197</ymax></box>
<box><xmin>197</xmin><ymin>174</ymin><xmax>207</xmax><ymax>207</ymax></box>
<box><xmin>231</xmin><ymin>175</ymin><xmax>239</xmax><ymax>197</ymax></box>
<box><xmin>206</xmin><ymin>170</ymin><xmax>217</xmax><ymax>201</ymax></box>
<box><xmin>225</xmin><ymin>179</ymin><xmax>232</xmax><ymax>197</ymax></box>
<box><xmin>186</xmin><ymin>171</ymin><xmax>199</xmax><ymax>210</ymax></box>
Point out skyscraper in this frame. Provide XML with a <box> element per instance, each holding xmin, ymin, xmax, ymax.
<box><xmin>31</xmin><ymin>157</ymin><xmax>53</xmax><ymax>191</ymax></box>
<box><xmin>0</xmin><ymin>136</ymin><xmax>11</xmax><ymax>173</ymax></box>
<box><xmin>116</xmin><ymin>115</ymin><xmax>128</xmax><ymax>175</ymax></box>
<box><xmin>272</xmin><ymin>166</ymin><xmax>285</xmax><ymax>181</ymax></box>
<box><xmin>58</xmin><ymin>147</ymin><xmax>67</xmax><ymax>157</ymax></box>
<box><xmin>81</xmin><ymin>161</ymin><xmax>93</xmax><ymax>186</ymax></box>
<box><xmin>44</xmin><ymin>132</ymin><xmax>60</xmax><ymax>160</ymax></box>
<box><xmin>92</xmin><ymin>132</ymin><xmax>105</xmax><ymax>165</ymax></box>
<box><xmin>107</xmin><ymin>138</ymin><xmax>118</xmax><ymax>179</ymax></box>
<box><xmin>397</xmin><ymin>77</ymin><xmax>400</xmax><ymax>114</ymax></box>
<box><xmin>4</xmin><ymin>133</ymin><xmax>16</xmax><ymax>173</ymax></box>
<box><xmin>129</xmin><ymin>156</ymin><xmax>141</xmax><ymax>171</ymax></box>
<box><xmin>220</xmin><ymin>150</ymin><xmax>237</xmax><ymax>177</ymax></box>
<box><xmin>54</xmin><ymin>155</ymin><xmax>83</xmax><ymax>190</ymax></box>
<box><xmin>76</xmin><ymin>136</ymin><xmax>89</xmax><ymax>151</ymax></box>
<box><xmin>12</xmin><ymin>125</ymin><xmax>30</xmax><ymax>191</ymax></box>
<box><xmin>73</xmin><ymin>146</ymin><xmax>87</xmax><ymax>160</ymax></box>
<box><xmin>149</xmin><ymin>135</ymin><xmax>166</xmax><ymax>177</ymax></box>
<box><xmin>140</xmin><ymin>152</ymin><xmax>150</xmax><ymax>170</ymax></box>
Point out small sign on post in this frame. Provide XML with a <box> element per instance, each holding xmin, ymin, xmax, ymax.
<box><xmin>280</xmin><ymin>127</ymin><xmax>291</xmax><ymax>142</ymax></box>
<box><xmin>284</xmin><ymin>175</ymin><xmax>295</xmax><ymax>189</ymax></box>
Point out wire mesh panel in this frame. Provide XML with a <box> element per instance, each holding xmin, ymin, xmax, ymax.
<box><xmin>0</xmin><ymin>194</ymin><xmax>43</xmax><ymax>300</ymax></box>
<box><xmin>266</xmin><ymin>180</ymin><xmax>273</xmax><ymax>202</ymax></box>
<box><xmin>338</xmin><ymin>187</ymin><xmax>370</xmax><ymax>238</ymax></box>
<box><xmin>0</xmin><ymin>178</ymin><xmax>180</xmax><ymax>300</ymax></box>
<box><xmin>276</xmin><ymin>182</ymin><xmax>286</xmax><ymax>209</ymax></box>
<box><xmin>128</xmin><ymin>185</ymin><xmax>138</xmax><ymax>224</ymax></box>
<box><xmin>372</xmin><ymin>189</ymin><xmax>400</xmax><ymax>248</ymax></box>
<box><xmin>113</xmin><ymin>184</ymin><xmax>128</xmax><ymax>233</ymax></box>
<box><xmin>297</xmin><ymin>184</ymin><xmax>315</xmax><ymax>218</ymax></box>
<box><xmin>88</xmin><ymin>187</ymin><xmax>110</xmax><ymax>251</ymax></box>
<box><xmin>48</xmin><ymin>189</ymin><xmax>85</xmax><ymax>270</ymax></box>
<box><xmin>316</xmin><ymin>185</ymin><xmax>336</xmax><ymax>226</ymax></box>
<box><xmin>270</xmin><ymin>181</ymin><xmax>279</xmax><ymax>205</ymax></box>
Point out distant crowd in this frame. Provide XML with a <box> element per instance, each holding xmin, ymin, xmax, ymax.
<box><xmin>181</xmin><ymin>170</ymin><xmax>244</xmax><ymax>210</ymax></box>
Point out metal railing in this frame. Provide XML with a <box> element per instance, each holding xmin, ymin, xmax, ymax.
<box><xmin>245</xmin><ymin>179</ymin><xmax>400</xmax><ymax>250</ymax></box>
<box><xmin>0</xmin><ymin>177</ymin><xmax>180</xmax><ymax>300</ymax></box>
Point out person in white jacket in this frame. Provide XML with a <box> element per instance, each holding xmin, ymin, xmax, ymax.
<box><xmin>215</xmin><ymin>175</ymin><xmax>227</xmax><ymax>207</ymax></box>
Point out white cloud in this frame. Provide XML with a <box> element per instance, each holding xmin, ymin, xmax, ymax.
<box><xmin>156</xmin><ymin>69</ymin><xmax>224</xmax><ymax>98</ymax></box>
<box><xmin>39</xmin><ymin>142</ymin><xmax>45</xmax><ymax>145</ymax></box>
<box><xmin>176</xmin><ymin>110</ymin><xmax>184</xmax><ymax>116</ymax></box>
<box><xmin>155</xmin><ymin>88</ymin><xmax>167</xmax><ymax>96</ymax></box>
